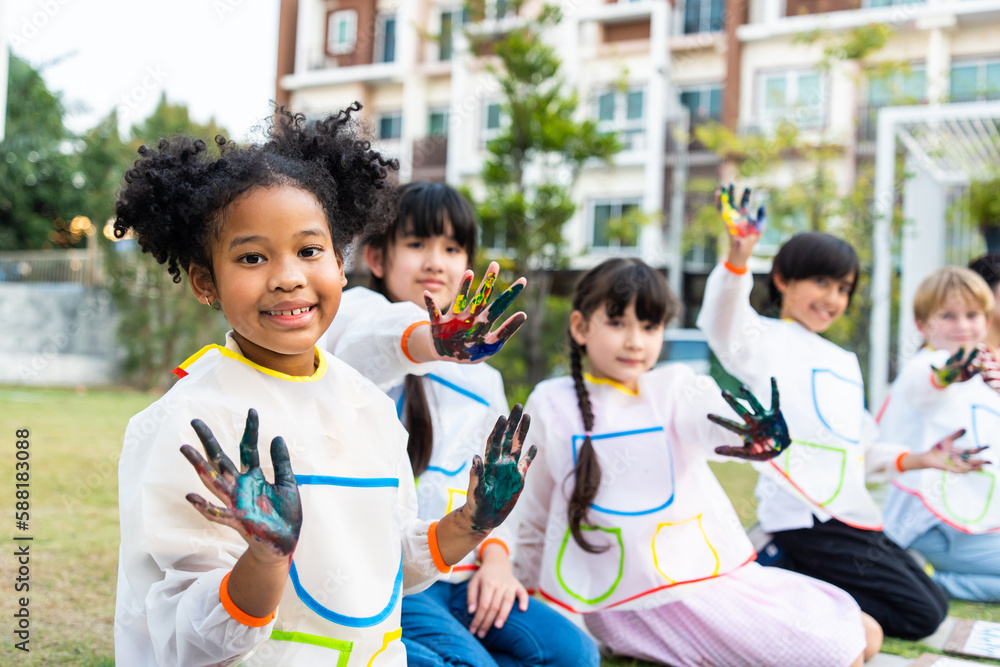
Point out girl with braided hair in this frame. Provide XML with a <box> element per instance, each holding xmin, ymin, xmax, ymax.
<box><xmin>513</xmin><ymin>258</ymin><xmax>879</xmax><ymax>666</ymax></box>
<box><xmin>114</xmin><ymin>105</ymin><xmax>536</xmax><ymax>666</ymax></box>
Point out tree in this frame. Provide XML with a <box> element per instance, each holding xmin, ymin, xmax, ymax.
<box><xmin>105</xmin><ymin>95</ymin><xmax>230</xmax><ymax>389</ymax></box>
<box><xmin>465</xmin><ymin>2</ymin><xmax>621</xmax><ymax>397</ymax></box>
<box><xmin>0</xmin><ymin>54</ymin><xmax>89</xmax><ymax>249</ymax></box>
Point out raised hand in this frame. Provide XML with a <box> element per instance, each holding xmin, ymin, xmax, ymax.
<box><xmin>977</xmin><ymin>343</ymin><xmax>1000</xmax><ymax>393</ymax></box>
<box><xmin>464</xmin><ymin>404</ymin><xmax>536</xmax><ymax>532</ymax></box>
<box><xmin>919</xmin><ymin>428</ymin><xmax>990</xmax><ymax>473</ymax></box>
<box><xmin>425</xmin><ymin>261</ymin><xmax>527</xmax><ymax>363</ymax></box>
<box><xmin>180</xmin><ymin>409</ymin><xmax>303</xmax><ymax>560</ymax></box>
<box><xmin>708</xmin><ymin>378</ymin><xmax>791</xmax><ymax>461</ymax></box>
<box><xmin>718</xmin><ymin>184</ymin><xmax>766</xmax><ymax>238</ymax></box>
<box><xmin>931</xmin><ymin>346</ymin><xmax>980</xmax><ymax>388</ymax></box>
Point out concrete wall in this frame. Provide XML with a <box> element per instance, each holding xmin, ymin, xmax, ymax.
<box><xmin>0</xmin><ymin>283</ymin><xmax>119</xmax><ymax>386</ymax></box>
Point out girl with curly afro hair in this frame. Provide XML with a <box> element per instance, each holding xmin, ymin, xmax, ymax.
<box><xmin>114</xmin><ymin>104</ymin><xmax>537</xmax><ymax>667</ymax></box>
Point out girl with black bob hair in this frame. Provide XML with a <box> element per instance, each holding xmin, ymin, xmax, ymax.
<box><xmin>514</xmin><ymin>257</ymin><xmax>874</xmax><ymax>666</ymax></box>
<box><xmin>700</xmin><ymin>190</ymin><xmax>957</xmax><ymax>645</ymax></box>
<box><xmin>115</xmin><ymin>105</ymin><xmax>537</xmax><ymax>667</ymax></box>
<box><xmin>322</xmin><ymin>181</ymin><xmax>599</xmax><ymax>667</ymax></box>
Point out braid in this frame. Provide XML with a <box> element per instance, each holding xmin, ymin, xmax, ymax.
<box><xmin>566</xmin><ymin>337</ymin><xmax>607</xmax><ymax>553</ymax></box>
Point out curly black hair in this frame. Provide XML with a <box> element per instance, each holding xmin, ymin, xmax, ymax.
<box><xmin>114</xmin><ymin>103</ymin><xmax>399</xmax><ymax>283</ymax></box>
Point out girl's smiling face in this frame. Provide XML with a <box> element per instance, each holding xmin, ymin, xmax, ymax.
<box><xmin>190</xmin><ymin>185</ymin><xmax>346</xmax><ymax>376</ymax></box>
<box><xmin>570</xmin><ymin>302</ymin><xmax>665</xmax><ymax>393</ymax></box>
<box><xmin>775</xmin><ymin>273</ymin><xmax>855</xmax><ymax>334</ymax></box>
<box><xmin>365</xmin><ymin>217</ymin><xmax>469</xmax><ymax>308</ymax></box>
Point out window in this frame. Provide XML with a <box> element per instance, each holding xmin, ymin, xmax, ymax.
<box><xmin>378</xmin><ymin>113</ymin><xmax>403</xmax><ymax>140</ymax></box>
<box><xmin>680</xmin><ymin>85</ymin><xmax>722</xmax><ymax>127</ymax></box>
<box><xmin>439</xmin><ymin>7</ymin><xmax>471</xmax><ymax>61</ymax></box>
<box><xmin>592</xmin><ymin>199</ymin><xmax>642</xmax><ymax>248</ymax></box>
<box><xmin>861</xmin><ymin>66</ymin><xmax>925</xmax><ymax>139</ymax></box>
<box><xmin>327</xmin><ymin>10</ymin><xmax>357</xmax><ymax>55</ymax></box>
<box><xmin>596</xmin><ymin>87</ymin><xmax>646</xmax><ymax>151</ymax></box>
<box><xmin>951</xmin><ymin>59</ymin><xmax>1000</xmax><ymax>102</ymax></box>
<box><xmin>375</xmin><ymin>14</ymin><xmax>397</xmax><ymax>63</ymax></box>
<box><xmin>683</xmin><ymin>0</ymin><xmax>724</xmax><ymax>35</ymax></box>
<box><xmin>428</xmin><ymin>110</ymin><xmax>449</xmax><ymax>136</ymax></box>
<box><xmin>482</xmin><ymin>101</ymin><xmax>507</xmax><ymax>144</ymax></box>
<box><xmin>757</xmin><ymin>70</ymin><xmax>826</xmax><ymax>129</ymax></box>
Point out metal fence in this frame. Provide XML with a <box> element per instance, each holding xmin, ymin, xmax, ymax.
<box><xmin>0</xmin><ymin>249</ymin><xmax>105</xmax><ymax>286</ymax></box>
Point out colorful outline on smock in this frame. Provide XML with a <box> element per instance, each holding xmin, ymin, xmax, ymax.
<box><xmin>777</xmin><ymin>439</ymin><xmax>847</xmax><ymax>507</ymax></box>
<box><xmin>811</xmin><ymin>369</ymin><xmax>863</xmax><ymax>444</ymax></box>
<box><xmin>367</xmin><ymin>628</ymin><xmax>403</xmax><ymax>666</ymax></box>
<box><xmin>290</xmin><ymin>475</ymin><xmax>403</xmax><ymax>628</ymax></box>
<box><xmin>972</xmin><ymin>404</ymin><xmax>1000</xmax><ymax>449</ymax></box>
<box><xmin>940</xmin><ymin>470</ymin><xmax>996</xmax><ymax>525</ymax></box>
<box><xmin>890</xmin><ymin>480</ymin><xmax>1000</xmax><ymax>535</ymax></box>
<box><xmin>269</xmin><ymin>630</ymin><xmax>353</xmax><ymax>666</ymax></box>
<box><xmin>173</xmin><ymin>344</ymin><xmax>327</xmax><ymax>382</ymax></box>
<box><xmin>651</xmin><ymin>514</ymin><xmax>720</xmax><ymax>584</ymax></box>
<box><xmin>445</xmin><ymin>487</ymin><xmax>467</xmax><ymax>514</ymax></box>
<box><xmin>571</xmin><ymin>426</ymin><xmax>674</xmax><ymax>516</ymax></box>
<box><xmin>555</xmin><ymin>524</ymin><xmax>624</xmax><ymax>604</ymax></box>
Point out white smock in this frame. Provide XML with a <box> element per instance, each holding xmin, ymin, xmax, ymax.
<box><xmin>321</xmin><ymin>286</ymin><xmax>514</xmax><ymax>580</ymax></box>
<box><xmin>697</xmin><ymin>264</ymin><xmax>909</xmax><ymax>532</ymax></box>
<box><xmin>879</xmin><ymin>347</ymin><xmax>1000</xmax><ymax>544</ymax></box>
<box><xmin>512</xmin><ymin>364</ymin><xmax>758</xmax><ymax>613</ymax></box>
<box><xmin>115</xmin><ymin>333</ymin><xmax>443</xmax><ymax>667</ymax></box>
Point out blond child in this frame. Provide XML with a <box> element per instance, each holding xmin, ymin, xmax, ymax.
<box><xmin>879</xmin><ymin>267</ymin><xmax>998</xmax><ymax>602</ymax></box>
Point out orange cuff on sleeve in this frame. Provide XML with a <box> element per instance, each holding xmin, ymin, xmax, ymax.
<box><xmin>477</xmin><ymin>538</ymin><xmax>510</xmax><ymax>562</ymax></box>
<box><xmin>896</xmin><ymin>452</ymin><xmax>909</xmax><ymax>473</ymax></box>
<box><xmin>724</xmin><ymin>261</ymin><xmax>748</xmax><ymax>276</ymax></box>
<box><xmin>428</xmin><ymin>521</ymin><xmax>453</xmax><ymax>574</ymax></box>
<box><xmin>929</xmin><ymin>370</ymin><xmax>946</xmax><ymax>390</ymax></box>
<box><xmin>401</xmin><ymin>321</ymin><xmax>430</xmax><ymax>364</ymax></box>
<box><xmin>219</xmin><ymin>572</ymin><xmax>276</xmax><ymax>627</ymax></box>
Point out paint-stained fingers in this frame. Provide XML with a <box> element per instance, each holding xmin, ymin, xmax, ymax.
<box><xmin>191</xmin><ymin>419</ymin><xmax>239</xmax><ymax>481</ymax></box>
<box><xmin>270</xmin><ymin>437</ymin><xmax>297</xmax><ymax>490</ymax></box>
<box><xmin>502</xmin><ymin>405</ymin><xmax>524</xmax><ymax>457</ymax></box>
<box><xmin>452</xmin><ymin>271</ymin><xmax>475</xmax><ymax>314</ymax></box>
<box><xmin>756</xmin><ymin>205</ymin><xmax>767</xmax><ymax>227</ymax></box>
<box><xmin>769</xmin><ymin>377</ymin><xmax>780</xmax><ymax>413</ymax></box>
<box><xmin>185</xmin><ymin>492</ymin><xmax>237</xmax><ymax>526</ymax></box>
<box><xmin>740</xmin><ymin>384</ymin><xmax>766</xmax><ymax>415</ymax></box>
<box><xmin>424</xmin><ymin>291</ymin><xmax>443</xmax><ymax>323</ymax></box>
<box><xmin>707</xmin><ymin>413</ymin><xmax>751</xmax><ymax>435</ymax></box>
<box><xmin>486</xmin><ymin>312</ymin><xmax>527</xmax><ymax>347</ymax></box>
<box><xmin>509</xmin><ymin>411</ymin><xmax>531</xmax><ymax>460</ymax></box>
<box><xmin>180</xmin><ymin>444</ymin><xmax>235</xmax><ymax>504</ymax></box>
<box><xmin>470</xmin><ymin>263</ymin><xmax>499</xmax><ymax>314</ymax></box>
<box><xmin>486</xmin><ymin>415</ymin><xmax>507</xmax><ymax>463</ymax></box>
<box><xmin>714</xmin><ymin>445</ymin><xmax>752</xmax><ymax>460</ymax></box>
<box><xmin>517</xmin><ymin>446</ymin><xmax>537</xmax><ymax>477</ymax></box>
<box><xmin>467</xmin><ymin>454</ymin><xmax>485</xmax><ymax>499</ymax></box>
<box><xmin>720</xmin><ymin>390</ymin><xmax>752</xmax><ymax>420</ymax></box>
<box><xmin>941</xmin><ymin>428</ymin><xmax>968</xmax><ymax>446</ymax></box>
<box><xmin>484</xmin><ymin>279</ymin><xmax>526</xmax><ymax>326</ymax></box>
<box><xmin>239</xmin><ymin>409</ymin><xmax>260</xmax><ymax>471</ymax></box>
<box><xmin>740</xmin><ymin>187</ymin><xmax>752</xmax><ymax>210</ymax></box>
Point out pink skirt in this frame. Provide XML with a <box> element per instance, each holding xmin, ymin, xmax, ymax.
<box><xmin>584</xmin><ymin>562</ymin><xmax>865</xmax><ymax>667</ymax></box>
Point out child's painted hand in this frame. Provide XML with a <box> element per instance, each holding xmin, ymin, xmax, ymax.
<box><xmin>975</xmin><ymin>344</ymin><xmax>1000</xmax><ymax>393</ymax></box>
<box><xmin>908</xmin><ymin>428</ymin><xmax>990</xmax><ymax>474</ymax></box>
<box><xmin>463</xmin><ymin>404</ymin><xmax>536</xmax><ymax>532</ymax></box>
<box><xmin>718</xmin><ymin>184</ymin><xmax>766</xmax><ymax>239</ymax></box>
<box><xmin>180</xmin><ymin>409</ymin><xmax>303</xmax><ymax>562</ymax></box>
<box><xmin>466</xmin><ymin>551</ymin><xmax>529</xmax><ymax>638</ymax></box>
<box><xmin>425</xmin><ymin>261</ymin><xmax>527</xmax><ymax>363</ymax></box>
<box><xmin>708</xmin><ymin>378</ymin><xmax>791</xmax><ymax>461</ymax></box>
<box><xmin>931</xmin><ymin>346</ymin><xmax>980</xmax><ymax>388</ymax></box>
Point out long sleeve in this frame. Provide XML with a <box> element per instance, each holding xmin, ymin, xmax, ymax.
<box><xmin>696</xmin><ymin>263</ymin><xmax>773</xmax><ymax>384</ymax></box>
<box><xmin>511</xmin><ymin>390</ymin><xmax>556</xmax><ymax>593</ymax></box>
<box><xmin>861</xmin><ymin>411</ymin><xmax>910</xmax><ymax>484</ymax></box>
<box><xmin>322</xmin><ymin>286</ymin><xmax>442</xmax><ymax>391</ymax></box>
<box><xmin>117</xmin><ymin>408</ymin><xmax>273</xmax><ymax>667</ymax></box>
<box><xmin>397</xmin><ymin>441</ymin><xmax>447</xmax><ymax>595</ymax></box>
<box><xmin>897</xmin><ymin>348</ymin><xmax>953</xmax><ymax>411</ymax></box>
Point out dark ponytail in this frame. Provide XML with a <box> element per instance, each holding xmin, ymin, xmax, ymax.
<box><xmin>567</xmin><ymin>339</ymin><xmax>606</xmax><ymax>553</ymax></box>
<box><xmin>564</xmin><ymin>258</ymin><xmax>679</xmax><ymax>552</ymax></box>
<box><xmin>404</xmin><ymin>375</ymin><xmax>433</xmax><ymax>477</ymax></box>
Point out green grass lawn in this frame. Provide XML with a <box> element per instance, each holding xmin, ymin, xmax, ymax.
<box><xmin>1</xmin><ymin>386</ymin><xmax>997</xmax><ymax>665</ymax></box>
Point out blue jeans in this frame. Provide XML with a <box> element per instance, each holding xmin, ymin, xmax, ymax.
<box><xmin>401</xmin><ymin>579</ymin><xmax>599</xmax><ymax>667</ymax></box>
<box><xmin>910</xmin><ymin>523</ymin><xmax>1000</xmax><ymax>602</ymax></box>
